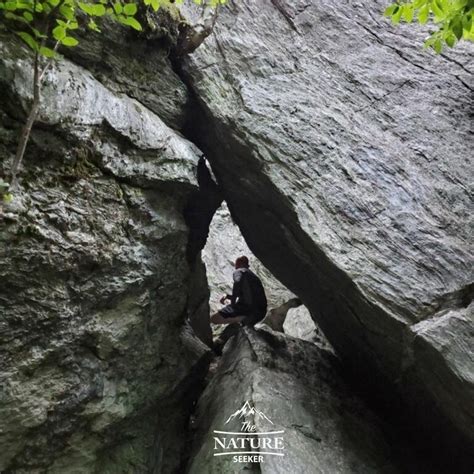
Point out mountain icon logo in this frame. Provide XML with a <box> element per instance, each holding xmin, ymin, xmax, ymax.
<box><xmin>224</xmin><ymin>401</ymin><xmax>274</xmax><ymax>425</ymax></box>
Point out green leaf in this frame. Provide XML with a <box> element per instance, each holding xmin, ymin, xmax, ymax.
<box><xmin>3</xmin><ymin>193</ymin><xmax>13</xmax><ymax>204</ymax></box>
<box><xmin>5</xmin><ymin>2</ymin><xmax>18</xmax><ymax>11</ymax></box>
<box><xmin>59</xmin><ymin>4</ymin><xmax>74</xmax><ymax>20</ymax></box>
<box><xmin>39</xmin><ymin>45</ymin><xmax>56</xmax><ymax>57</ymax></box>
<box><xmin>451</xmin><ymin>17</ymin><xmax>463</xmax><ymax>39</ymax></box>
<box><xmin>78</xmin><ymin>2</ymin><xmax>91</xmax><ymax>14</ymax></box>
<box><xmin>88</xmin><ymin>19</ymin><xmax>100</xmax><ymax>31</ymax></box>
<box><xmin>5</xmin><ymin>11</ymin><xmax>28</xmax><ymax>22</ymax></box>
<box><xmin>123</xmin><ymin>3</ymin><xmax>137</xmax><ymax>15</ymax></box>
<box><xmin>14</xmin><ymin>2</ymin><xmax>33</xmax><ymax>10</ymax></box>
<box><xmin>418</xmin><ymin>5</ymin><xmax>430</xmax><ymax>24</ymax></box>
<box><xmin>402</xmin><ymin>4</ymin><xmax>414</xmax><ymax>22</ymax></box>
<box><xmin>434</xmin><ymin>38</ymin><xmax>443</xmax><ymax>53</ymax></box>
<box><xmin>151</xmin><ymin>0</ymin><xmax>159</xmax><ymax>10</ymax></box>
<box><xmin>17</xmin><ymin>31</ymin><xmax>38</xmax><ymax>50</ymax></box>
<box><xmin>78</xmin><ymin>2</ymin><xmax>94</xmax><ymax>14</ymax></box>
<box><xmin>92</xmin><ymin>3</ymin><xmax>105</xmax><ymax>15</ymax></box>
<box><xmin>118</xmin><ymin>15</ymin><xmax>142</xmax><ymax>30</ymax></box>
<box><xmin>113</xmin><ymin>2</ymin><xmax>122</xmax><ymax>14</ymax></box>
<box><xmin>392</xmin><ymin>6</ymin><xmax>403</xmax><ymax>24</ymax></box>
<box><xmin>31</xmin><ymin>27</ymin><xmax>44</xmax><ymax>38</ymax></box>
<box><xmin>23</xmin><ymin>10</ymin><xmax>33</xmax><ymax>21</ymax></box>
<box><xmin>79</xmin><ymin>2</ymin><xmax>106</xmax><ymax>15</ymax></box>
<box><xmin>439</xmin><ymin>0</ymin><xmax>450</xmax><ymax>12</ymax></box>
<box><xmin>445</xmin><ymin>33</ymin><xmax>456</xmax><ymax>47</ymax></box>
<box><xmin>462</xmin><ymin>14</ymin><xmax>472</xmax><ymax>32</ymax></box>
<box><xmin>61</xmin><ymin>36</ymin><xmax>78</xmax><ymax>46</ymax></box>
<box><xmin>52</xmin><ymin>25</ymin><xmax>66</xmax><ymax>40</ymax></box>
<box><xmin>432</xmin><ymin>0</ymin><xmax>444</xmax><ymax>20</ymax></box>
<box><xmin>384</xmin><ymin>4</ymin><xmax>397</xmax><ymax>17</ymax></box>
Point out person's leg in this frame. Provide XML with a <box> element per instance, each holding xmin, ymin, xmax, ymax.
<box><xmin>210</xmin><ymin>312</ymin><xmax>245</xmax><ymax>325</ymax></box>
<box><xmin>221</xmin><ymin>315</ymin><xmax>246</xmax><ymax>325</ymax></box>
<box><xmin>213</xmin><ymin>323</ymin><xmax>241</xmax><ymax>355</ymax></box>
<box><xmin>210</xmin><ymin>312</ymin><xmax>226</xmax><ymax>324</ymax></box>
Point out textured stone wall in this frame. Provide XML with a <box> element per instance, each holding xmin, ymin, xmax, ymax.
<box><xmin>0</xmin><ymin>34</ymin><xmax>211</xmax><ymax>473</ymax></box>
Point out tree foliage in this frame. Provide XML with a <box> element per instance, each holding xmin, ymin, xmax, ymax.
<box><xmin>0</xmin><ymin>0</ymin><xmax>225</xmax><ymax>58</ymax></box>
<box><xmin>385</xmin><ymin>0</ymin><xmax>474</xmax><ymax>52</ymax></box>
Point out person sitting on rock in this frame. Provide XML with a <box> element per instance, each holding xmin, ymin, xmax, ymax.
<box><xmin>210</xmin><ymin>256</ymin><xmax>267</xmax><ymax>326</ymax></box>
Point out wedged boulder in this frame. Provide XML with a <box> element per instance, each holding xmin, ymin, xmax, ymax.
<box><xmin>0</xmin><ymin>36</ymin><xmax>211</xmax><ymax>472</ymax></box>
<box><xmin>261</xmin><ymin>297</ymin><xmax>302</xmax><ymax>332</ymax></box>
<box><xmin>188</xmin><ymin>327</ymin><xmax>412</xmax><ymax>473</ymax></box>
<box><xmin>283</xmin><ymin>306</ymin><xmax>329</xmax><ymax>346</ymax></box>
<box><xmin>182</xmin><ymin>0</ymin><xmax>474</xmax><ymax>457</ymax></box>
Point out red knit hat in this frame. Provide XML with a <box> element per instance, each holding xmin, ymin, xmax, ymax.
<box><xmin>235</xmin><ymin>256</ymin><xmax>249</xmax><ymax>268</ymax></box>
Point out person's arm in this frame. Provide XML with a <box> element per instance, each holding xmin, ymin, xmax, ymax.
<box><xmin>220</xmin><ymin>271</ymin><xmax>243</xmax><ymax>304</ymax></box>
<box><xmin>229</xmin><ymin>270</ymin><xmax>243</xmax><ymax>305</ymax></box>
<box><xmin>228</xmin><ymin>283</ymin><xmax>237</xmax><ymax>305</ymax></box>
<box><xmin>220</xmin><ymin>292</ymin><xmax>233</xmax><ymax>304</ymax></box>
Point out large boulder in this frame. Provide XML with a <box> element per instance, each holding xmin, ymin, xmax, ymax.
<box><xmin>183</xmin><ymin>0</ymin><xmax>473</xmax><ymax>461</ymax></box>
<box><xmin>187</xmin><ymin>327</ymin><xmax>435</xmax><ymax>473</ymax></box>
<box><xmin>0</xmin><ymin>36</ymin><xmax>211</xmax><ymax>473</ymax></box>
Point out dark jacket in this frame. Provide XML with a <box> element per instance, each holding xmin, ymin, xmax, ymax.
<box><xmin>228</xmin><ymin>268</ymin><xmax>267</xmax><ymax>314</ymax></box>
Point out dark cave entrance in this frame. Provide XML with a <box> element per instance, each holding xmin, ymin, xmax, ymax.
<box><xmin>201</xmin><ymin>201</ymin><xmax>327</xmax><ymax>348</ymax></box>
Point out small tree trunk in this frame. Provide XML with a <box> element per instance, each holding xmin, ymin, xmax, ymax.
<box><xmin>10</xmin><ymin>51</ymin><xmax>41</xmax><ymax>189</ymax></box>
<box><xmin>177</xmin><ymin>0</ymin><xmax>220</xmax><ymax>56</ymax></box>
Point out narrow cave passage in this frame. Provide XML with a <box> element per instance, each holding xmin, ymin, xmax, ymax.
<box><xmin>182</xmin><ymin>155</ymin><xmax>327</xmax><ymax>352</ymax></box>
<box><xmin>181</xmin><ymin>193</ymin><xmax>454</xmax><ymax>474</ymax></box>
<box><xmin>201</xmin><ymin>200</ymin><xmax>328</xmax><ymax>349</ymax></box>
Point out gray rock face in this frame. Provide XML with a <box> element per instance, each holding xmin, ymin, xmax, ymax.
<box><xmin>187</xmin><ymin>327</ymin><xmax>408</xmax><ymax>473</ymax></box>
<box><xmin>66</xmin><ymin>15</ymin><xmax>190</xmax><ymax>131</ymax></box>
<box><xmin>183</xmin><ymin>0</ymin><xmax>474</xmax><ymax>458</ymax></box>
<box><xmin>0</xmin><ymin>36</ymin><xmax>211</xmax><ymax>472</ymax></box>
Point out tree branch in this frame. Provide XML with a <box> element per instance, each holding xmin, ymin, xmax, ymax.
<box><xmin>176</xmin><ymin>0</ymin><xmax>220</xmax><ymax>56</ymax></box>
<box><xmin>9</xmin><ymin>0</ymin><xmax>63</xmax><ymax>189</ymax></box>
<box><xmin>10</xmin><ymin>48</ymin><xmax>41</xmax><ymax>189</ymax></box>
